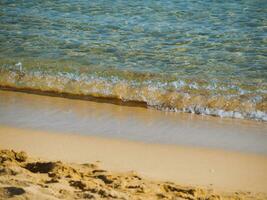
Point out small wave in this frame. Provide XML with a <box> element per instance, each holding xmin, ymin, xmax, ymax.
<box><xmin>0</xmin><ymin>63</ymin><xmax>266</xmax><ymax>121</ymax></box>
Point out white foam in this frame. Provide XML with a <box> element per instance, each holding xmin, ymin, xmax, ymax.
<box><xmin>15</xmin><ymin>62</ymin><xmax>22</xmax><ymax>71</ymax></box>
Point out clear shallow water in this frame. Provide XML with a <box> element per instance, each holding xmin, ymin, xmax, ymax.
<box><xmin>0</xmin><ymin>0</ymin><xmax>267</xmax><ymax>120</ymax></box>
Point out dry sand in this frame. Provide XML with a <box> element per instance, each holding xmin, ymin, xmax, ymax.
<box><xmin>2</xmin><ymin>149</ymin><xmax>265</xmax><ymax>200</ymax></box>
<box><xmin>0</xmin><ymin>126</ymin><xmax>267</xmax><ymax>199</ymax></box>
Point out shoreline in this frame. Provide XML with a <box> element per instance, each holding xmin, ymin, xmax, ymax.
<box><xmin>1</xmin><ymin>79</ymin><xmax>266</xmax><ymax>121</ymax></box>
<box><xmin>1</xmin><ymin>126</ymin><xmax>267</xmax><ymax>194</ymax></box>
<box><xmin>1</xmin><ymin>90</ymin><xmax>267</xmax><ymax>154</ymax></box>
<box><xmin>0</xmin><ymin>86</ymin><xmax>148</xmax><ymax>109</ymax></box>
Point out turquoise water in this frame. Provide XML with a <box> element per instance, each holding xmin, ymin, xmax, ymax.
<box><xmin>0</xmin><ymin>0</ymin><xmax>267</xmax><ymax>120</ymax></box>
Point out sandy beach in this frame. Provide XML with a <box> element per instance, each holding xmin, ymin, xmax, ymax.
<box><xmin>1</xmin><ymin>90</ymin><xmax>267</xmax><ymax>154</ymax></box>
<box><xmin>1</xmin><ymin>0</ymin><xmax>267</xmax><ymax>199</ymax></box>
<box><xmin>1</xmin><ymin>126</ymin><xmax>267</xmax><ymax>199</ymax></box>
<box><xmin>1</xmin><ymin>149</ymin><xmax>265</xmax><ymax>200</ymax></box>
<box><xmin>0</xmin><ymin>91</ymin><xmax>267</xmax><ymax>199</ymax></box>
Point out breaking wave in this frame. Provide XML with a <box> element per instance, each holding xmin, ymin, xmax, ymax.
<box><xmin>0</xmin><ymin>62</ymin><xmax>266</xmax><ymax>121</ymax></box>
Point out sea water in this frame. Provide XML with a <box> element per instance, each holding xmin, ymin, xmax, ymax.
<box><xmin>0</xmin><ymin>0</ymin><xmax>266</xmax><ymax>120</ymax></box>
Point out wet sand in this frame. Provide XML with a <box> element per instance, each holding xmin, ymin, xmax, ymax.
<box><xmin>0</xmin><ymin>126</ymin><xmax>267</xmax><ymax>195</ymax></box>
<box><xmin>1</xmin><ymin>90</ymin><xmax>267</xmax><ymax>154</ymax></box>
